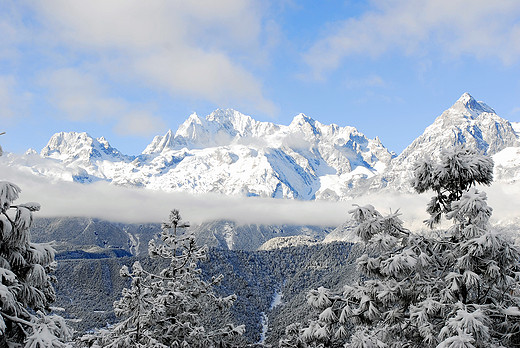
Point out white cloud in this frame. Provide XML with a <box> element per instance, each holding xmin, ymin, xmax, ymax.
<box><xmin>510</xmin><ymin>107</ymin><xmax>520</xmax><ymax>116</ymax></box>
<box><xmin>344</xmin><ymin>74</ymin><xmax>386</xmax><ymax>89</ymax></box>
<box><xmin>0</xmin><ymin>1</ymin><xmax>24</xmax><ymax>62</ymax></box>
<box><xmin>30</xmin><ymin>0</ymin><xmax>276</xmax><ymax>115</ymax></box>
<box><xmin>41</xmin><ymin>69</ymin><xmax>123</xmax><ymax>122</ymax></box>
<box><xmin>1</xmin><ymin>163</ymin><xmax>518</xmax><ymax>231</ymax></box>
<box><xmin>305</xmin><ymin>0</ymin><xmax>520</xmax><ymax>78</ymax></box>
<box><xmin>0</xmin><ymin>76</ymin><xmax>16</xmax><ymax>120</ymax></box>
<box><xmin>1</xmin><ymin>163</ymin><xmax>349</xmax><ymax>225</ymax></box>
<box><xmin>40</xmin><ymin>68</ymin><xmax>165</xmax><ymax>137</ymax></box>
<box><xmin>0</xmin><ymin>75</ymin><xmax>31</xmax><ymax>121</ymax></box>
<box><xmin>115</xmin><ymin>111</ymin><xmax>166</xmax><ymax>137</ymax></box>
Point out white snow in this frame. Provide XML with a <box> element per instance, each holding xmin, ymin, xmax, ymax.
<box><xmin>270</xmin><ymin>288</ymin><xmax>283</xmax><ymax>309</ymax></box>
<box><xmin>125</xmin><ymin>229</ymin><xmax>140</xmax><ymax>255</ymax></box>
<box><xmin>5</xmin><ymin>108</ymin><xmax>393</xmax><ymax>201</ymax></box>
<box><xmin>222</xmin><ymin>223</ymin><xmax>235</xmax><ymax>250</ymax></box>
<box><xmin>493</xmin><ymin>147</ymin><xmax>520</xmax><ymax>183</ymax></box>
<box><xmin>3</xmin><ymin>95</ymin><xmax>520</xmax><ymax>201</ymax></box>
<box><xmin>257</xmin><ymin>288</ymin><xmax>284</xmax><ymax>344</ymax></box>
<box><xmin>258</xmin><ymin>312</ymin><xmax>268</xmax><ymax>344</ymax></box>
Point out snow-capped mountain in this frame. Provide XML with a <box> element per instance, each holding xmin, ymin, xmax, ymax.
<box><xmin>138</xmin><ymin>111</ymin><xmax>394</xmax><ymax>199</ymax></box>
<box><xmin>2</xmin><ymin>93</ymin><xmax>520</xmax><ymax>200</ymax></box>
<box><xmin>8</xmin><ymin>109</ymin><xmax>393</xmax><ymax>199</ymax></box>
<box><xmin>374</xmin><ymin>93</ymin><xmax>520</xmax><ymax>192</ymax></box>
<box><xmin>41</xmin><ymin>132</ymin><xmax>132</xmax><ymax>164</ymax></box>
<box><xmin>38</xmin><ymin>132</ymin><xmax>135</xmax><ymax>183</ymax></box>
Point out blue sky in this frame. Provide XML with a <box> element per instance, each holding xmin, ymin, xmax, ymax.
<box><xmin>1</xmin><ymin>0</ymin><xmax>520</xmax><ymax>156</ymax></box>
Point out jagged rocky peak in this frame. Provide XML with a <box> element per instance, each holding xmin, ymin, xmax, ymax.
<box><xmin>150</xmin><ymin>109</ymin><xmax>282</xmax><ymax>151</ymax></box>
<box><xmin>41</xmin><ymin>131</ymin><xmax>127</xmax><ymax>163</ymax></box>
<box><xmin>25</xmin><ymin>148</ymin><xmax>38</xmax><ymax>156</ymax></box>
<box><xmin>439</xmin><ymin>92</ymin><xmax>495</xmax><ymax>123</ymax></box>
<box><xmin>142</xmin><ymin>129</ymin><xmax>175</xmax><ymax>155</ymax></box>
<box><xmin>41</xmin><ymin>132</ymin><xmax>95</xmax><ymax>157</ymax></box>
<box><xmin>97</xmin><ymin>136</ymin><xmax>111</xmax><ymax>149</ymax></box>
<box><xmin>402</xmin><ymin>93</ymin><xmax>517</xmax><ymax>155</ymax></box>
<box><xmin>289</xmin><ymin>113</ymin><xmax>321</xmax><ymax>137</ymax></box>
<box><xmin>206</xmin><ymin>108</ymin><xmax>252</xmax><ymax>123</ymax></box>
<box><xmin>198</xmin><ymin>109</ymin><xmax>252</xmax><ymax>139</ymax></box>
<box><xmin>290</xmin><ymin>113</ymin><xmax>315</xmax><ymax>125</ymax></box>
<box><xmin>201</xmin><ymin>108</ymin><xmax>278</xmax><ymax>140</ymax></box>
<box><xmin>428</xmin><ymin>93</ymin><xmax>518</xmax><ymax>154</ymax></box>
<box><xmin>381</xmin><ymin>93</ymin><xmax>520</xmax><ymax>193</ymax></box>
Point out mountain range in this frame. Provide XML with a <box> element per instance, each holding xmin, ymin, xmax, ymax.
<box><xmin>2</xmin><ymin>93</ymin><xmax>519</xmax><ymax>200</ymax></box>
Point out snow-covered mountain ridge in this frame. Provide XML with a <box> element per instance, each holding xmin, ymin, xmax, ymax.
<box><xmin>2</xmin><ymin>93</ymin><xmax>519</xmax><ymax>200</ymax></box>
<box><xmin>374</xmin><ymin>93</ymin><xmax>520</xmax><ymax>193</ymax></box>
<box><xmin>3</xmin><ymin>109</ymin><xmax>394</xmax><ymax>199</ymax></box>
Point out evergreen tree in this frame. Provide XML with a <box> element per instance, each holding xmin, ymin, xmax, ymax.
<box><xmin>287</xmin><ymin>146</ymin><xmax>520</xmax><ymax>347</ymax></box>
<box><xmin>81</xmin><ymin>209</ymin><xmax>244</xmax><ymax>347</ymax></box>
<box><xmin>0</xmin><ymin>181</ymin><xmax>72</xmax><ymax>347</ymax></box>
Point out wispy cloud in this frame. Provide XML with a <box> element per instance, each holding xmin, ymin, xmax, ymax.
<box><xmin>510</xmin><ymin>107</ymin><xmax>520</xmax><ymax>116</ymax></box>
<box><xmin>115</xmin><ymin>111</ymin><xmax>167</xmax><ymax>137</ymax></box>
<box><xmin>0</xmin><ymin>76</ymin><xmax>17</xmax><ymax>120</ymax></box>
<box><xmin>344</xmin><ymin>74</ymin><xmax>386</xmax><ymax>89</ymax></box>
<box><xmin>4</xmin><ymin>161</ymin><xmax>518</xmax><ymax>231</ymax></box>
<box><xmin>40</xmin><ymin>68</ymin><xmax>165</xmax><ymax>137</ymax></box>
<box><xmin>0</xmin><ymin>160</ymin><xmax>425</xmax><ymax>226</ymax></box>
<box><xmin>40</xmin><ymin>69</ymin><xmax>124</xmax><ymax>122</ymax></box>
<box><xmin>0</xmin><ymin>75</ymin><xmax>31</xmax><ymax>122</ymax></box>
<box><xmin>26</xmin><ymin>0</ymin><xmax>277</xmax><ymax>115</ymax></box>
<box><xmin>305</xmin><ymin>0</ymin><xmax>520</xmax><ymax>79</ymax></box>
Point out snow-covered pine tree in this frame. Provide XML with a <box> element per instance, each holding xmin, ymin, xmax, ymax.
<box><xmin>0</xmin><ymin>181</ymin><xmax>72</xmax><ymax>347</ymax></box>
<box><xmin>81</xmin><ymin>209</ymin><xmax>244</xmax><ymax>348</ymax></box>
<box><xmin>287</xmin><ymin>146</ymin><xmax>520</xmax><ymax>348</ymax></box>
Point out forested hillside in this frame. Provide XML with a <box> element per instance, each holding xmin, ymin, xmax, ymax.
<box><xmin>52</xmin><ymin>242</ymin><xmax>360</xmax><ymax>345</ymax></box>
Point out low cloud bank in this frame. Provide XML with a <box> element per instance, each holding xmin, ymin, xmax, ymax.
<box><xmin>1</xmin><ymin>165</ymin><xmax>518</xmax><ymax>229</ymax></box>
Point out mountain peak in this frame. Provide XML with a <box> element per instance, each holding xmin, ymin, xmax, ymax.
<box><xmin>457</xmin><ymin>92</ymin><xmax>474</xmax><ymax>104</ymax></box>
<box><xmin>187</xmin><ymin>112</ymin><xmax>201</xmax><ymax>123</ymax></box>
<box><xmin>291</xmin><ymin>113</ymin><xmax>314</xmax><ymax>124</ymax></box>
<box><xmin>97</xmin><ymin>136</ymin><xmax>110</xmax><ymax>149</ymax></box>
<box><xmin>289</xmin><ymin>113</ymin><xmax>321</xmax><ymax>138</ymax></box>
<box><xmin>41</xmin><ymin>131</ymin><xmax>128</xmax><ymax>163</ymax></box>
<box><xmin>41</xmin><ymin>132</ymin><xmax>94</xmax><ymax>156</ymax></box>
<box><xmin>447</xmin><ymin>92</ymin><xmax>495</xmax><ymax>118</ymax></box>
<box><xmin>207</xmin><ymin>109</ymin><xmax>250</xmax><ymax>123</ymax></box>
<box><xmin>393</xmin><ymin>93</ymin><xmax>518</xmax><ymax>180</ymax></box>
<box><xmin>142</xmin><ymin>129</ymin><xmax>175</xmax><ymax>155</ymax></box>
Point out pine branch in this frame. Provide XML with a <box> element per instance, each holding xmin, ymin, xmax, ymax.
<box><xmin>1</xmin><ymin>312</ymin><xmax>33</xmax><ymax>327</ymax></box>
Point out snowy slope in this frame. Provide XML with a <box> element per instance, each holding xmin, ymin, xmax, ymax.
<box><xmin>2</xmin><ymin>94</ymin><xmax>520</xmax><ymax>200</ymax></box>
<box><xmin>40</xmin><ymin>132</ymin><xmax>135</xmax><ymax>183</ymax></box>
<box><xmin>137</xmin><ymin>110</ymin><xmax>394</xmax><ymax>199</ymax></box>
<box><xmin>8</xmin><ymin>109</ymin><xmax>394</xmax><ymax>200</ymax></box>
<box><xmin>322</xmin><ymin>220</ymin><xmax>360</xmax><ymax>244</ymax></box>
<box><xmin>376</xmin><ymin>93</ymin><xmax>520</xmax><ymax>192</ymax></box>
<box><xmin>258</xmin><ymin>235</ymin><xmax>321</xmax><ymax>250</ymax></box>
